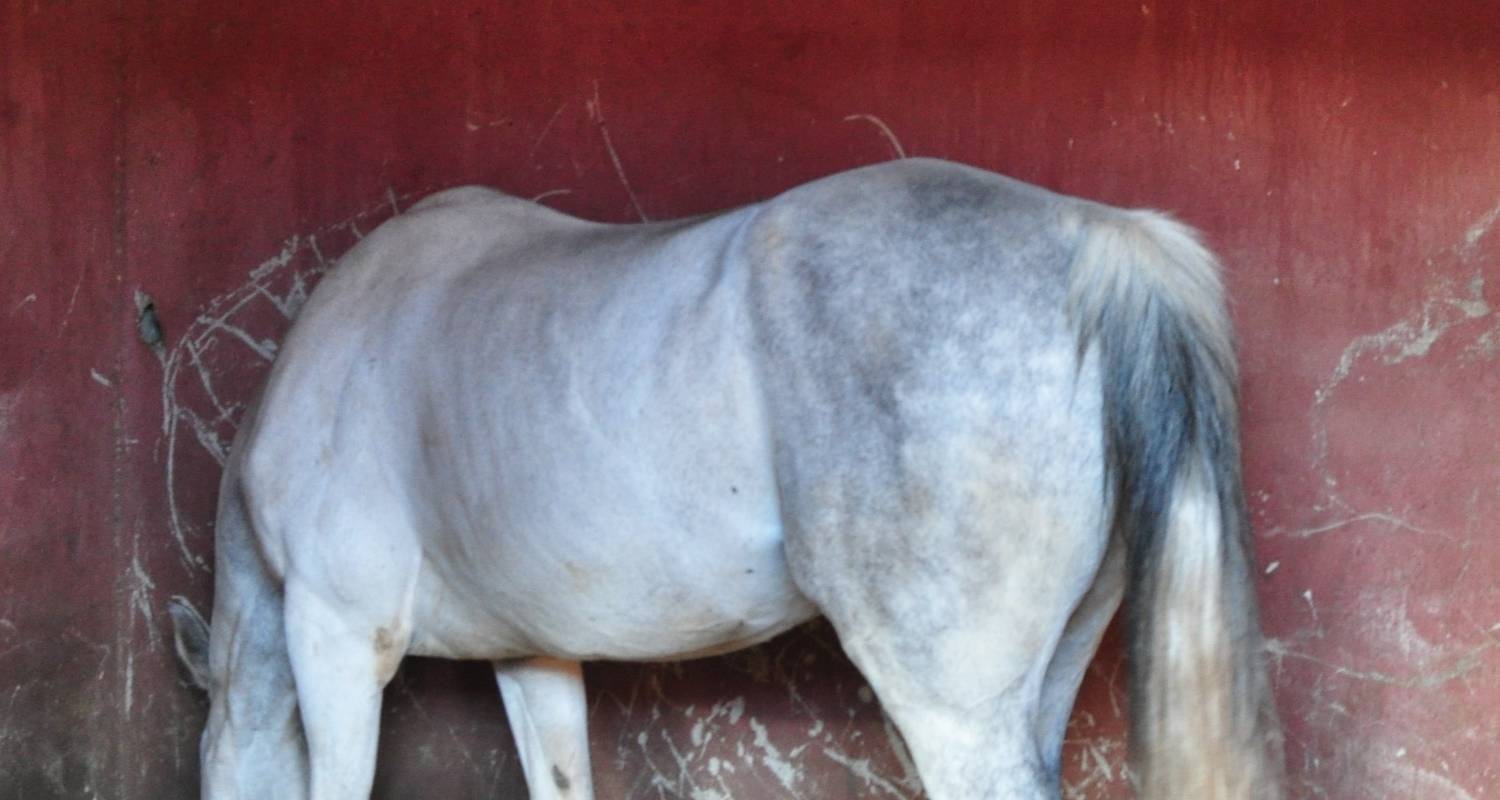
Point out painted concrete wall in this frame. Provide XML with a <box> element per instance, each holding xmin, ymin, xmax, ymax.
<box><xmin>3</xmin><ymin>2</ymin><xmax>1498</xmax><ymax>797</ymax></box>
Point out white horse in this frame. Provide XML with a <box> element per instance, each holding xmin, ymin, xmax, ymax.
<box><xmin>169</xmin><ymin>158</ymin><xmax>1283</xmax><ymax>799</ymax></box>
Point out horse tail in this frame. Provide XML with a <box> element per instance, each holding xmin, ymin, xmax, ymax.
<box><xmin>1066</xmin><ymin>208</ymin><xmax>1284</xmax><ymax>799</ymax></box>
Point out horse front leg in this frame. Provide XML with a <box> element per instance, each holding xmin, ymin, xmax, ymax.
<box><xmin>494</xmin><ymin>657</ymin><xmax>595</xmax><ymax>800</ymax></box>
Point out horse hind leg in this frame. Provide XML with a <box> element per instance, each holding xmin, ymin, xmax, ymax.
<box><xmin>820</xmin><ymin>602</ymin><xmax>1065</xmax><ymax>798</ymax></box>
<box><xmin>493</xmin><ymin>657</ymin><xmax>594</xmax><ymax>800</ymax></box>
<box><xmin>785</xmin><ymin>473</ymin><xmax>1108</xmax><ymax>799</ymax></box>
<box><xmin>1033</xmin><ymin>532</ymin><xmax>1126</xmax><ymax>775</ymax></box>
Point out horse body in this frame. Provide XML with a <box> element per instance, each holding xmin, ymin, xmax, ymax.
<box><xmin>171</xmin><ymin>158</ymin><xmax>1283</xmax><ymax>799</ymax></box>
<box><xmin>247</xmin><ymin>192</ymin><xmax>813</xmax><ymax>666</ymax></box>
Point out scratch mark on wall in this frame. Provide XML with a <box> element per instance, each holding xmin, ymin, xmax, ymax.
<box><xmin>747</xmin><ymin>717</ymin><xmax>803</xmax><ymax>794</ymax></box>
<box><xmin>1314</xmin><ymin>272</ymin><xmax>1488</xmax><ymax>412</ymax></box>
<box><xmin>0</xmin><ymin>391</ymin><xmax>14</xmax><ymax>443</ymax></box>
<box><xmin>1061</xmin><ymin>736</ymin><xmax>1130</xmax><ymax>799</ymax></box>
<box><xmin>123</xmin><ymin>650</ymin><xmax>135</xmax><ymax>720</ymax></box>
<box><xmin>1306</xmin><ymin>200</ymin><xmax>1496</xmax><ymax>523</ymax></box>
<box><xmin>249</xmin><ymin>235</ymin><xmax>300</xmax><ymax>281</ymax></box>
<box><xmin>1462</xmin><ymin>324</ymin><xmax>1499</xmax><ymax>360</ymax></box>
<box><xmin>1301</xmin><ymin>589</ymin><xmax>1321</xmax><ymax>633</ymax></box>
<box><xmin>587</xmin><ymin>81</ymin><xmax>649</xmax><ymax>222</ymax></box>
<box><xmin>1459</xmin><ymin>198</ymin><xmax>1500</xmax><ymax>260</ymax></box>
<box><xmin>198</xmin><ymin>317</ymin><xmax>278</xmax><ymax>361</ymax></box>
<box><xmin>392</xmin><ymin>678</ymin><xmax>505</xmax><ymax>782</ymax></box>
<box><xmin>65</xmin><ymin>269</ymin><xmax>84</xmax><ymax>321</ymax></box>
<box><xmin>530</xmin><ymin>188</ymin><xmax>572</xmax><ymax>204</ymax></box>
<box><xmin>465</xmin><ymin>116</ymin><xmax>509</xmax><ymax>132</ymax></box>
<box><xmin>128</xmin><ymin>554</ymin><xmax>158</xmax><ymax>648</ymax></box>
<box><xmin>528</xmin><ymin>102</ymin><xmax>569</xmax><ymax>159</ymax></box>
<box><xmin>1265</xmin><ymin>637</ymin><xmax>1495</xmax><ymax>690</ymax></box>
<box><xmin>843</xmin><ymin>114</ymin><xmax>908</xmax><ymax>159</ymax></box>
<box><xmin>823</xmin><ymin>747</ymin><xmax>913</xmax><ymax>798</ymax></box>
<box><xmin>1266</xmin><ymin>511</ymin><xmax>1431</xmax><ymax>540</ymax></box>
<box><xmin>586</xmin><ymin>626</ymin><xmax>937</xmax><ymax>799</ymax></box>
<box><xmin>9</xmin><ymin>293</ymin><xmax>37</xmax><ymax>313</ymax></box>
<box><xmin>1376</xmin><ymin>758</ymin><xmax>1478</xmax><ymax>800</ymax></box>
<box><xmin>159</xmin><ymin>196</ymin><xmax>411</xmax><ymax>572</ymax></box>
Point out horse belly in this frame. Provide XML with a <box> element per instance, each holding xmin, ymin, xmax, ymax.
<box><xmin>407</xmin><ymin>350</ymin><xmax>817</xmax><ymax>662</ymax></box>
<box><xmin>409</xmin><ymin>493</ymin><xmax>818</xmax><ymax>662</ymax></box>
<box><xmin>543</xmin><ymin>511</ymin><xmax>818</xmax><ymax>661</ymax></box>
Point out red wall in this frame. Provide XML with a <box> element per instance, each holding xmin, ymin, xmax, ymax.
<box><xmin>3</xmin><ymin>2</ymin><xmax>1499</xmax><ymax>797</ymax></box>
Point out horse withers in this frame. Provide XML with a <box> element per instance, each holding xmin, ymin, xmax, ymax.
<box><xmin>169</xmin><ymin>158</ymin><xmax>1284</xmax><ymax>798</ymax></box>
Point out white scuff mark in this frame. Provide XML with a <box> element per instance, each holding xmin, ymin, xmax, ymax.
<box><xmin>1306</xmin><ymin>214</ymin><xmax>1494</xmax><ymax>522</ymax></box>
<box><xmin>823</xmin><ymin>747</ymin><xmax>913</xmax><ymax>799</ymax></box>
<box><xmin>1315</xmin><ymin>273</ymin><xmax>1489</xmax><ymax>405</ymax></box>
<box><xmin>1312</xmin><ymin>194</ymin><xmax>1497</xmax><ymax>412</ymax></box>
<box><xmin>186</xmin><ymin>340</ymin><xmax>235</xmax><ymax>424</ymax></box>
<box><xmin>1311</xmin><ymin>197</ymin><xmax>1498</xmax><ymax>415</ymax></box>
<box><xmin>689</xmin><ymin>696</ymin><xmax>744</xmax><ymax>748</ymax></box>
<box><xmin>528</xmin><ymin>102</ymin><xmax>569</xmax><ymax>159</ymax></box>
<box><xmin>747</xmin><ymin>717</ymin><xmax>803</xmax><ymax>794</ymax></box>
<box><xmin>65</xmin><ymin>269</ymin><xmax>84</xmax><ymax>320</ymax></box>
<box><xmin>128</xmin><ymin>554</ymin><xmax>159</xmax><ymax>647</ymax></box>
<box><xmin>392</xmin><ymin>679</ymin><xmax>500</xmax><ymax>780</ymax></box>
<box><xmin>386</xmin><ymin>186</ymin><xmax>401</xmax><ymax>216</ymax></box>
<box><xmin>253</xmin><ymin>272</ymin><xmax>310</xmax><ymax>319</ymax></box>
<box><xmin>464</xmin><ymin>116</ymin><xmax>508</xmax><ymax>132</ymax></box>
<box><xmin>843</xmin><ymin>114</ymin><xmax>908</xmax><ymax>159</ymax></box>
<box><xmin>1460</xmin><ymin>199</ymin><xmax>1500</xmax><ymax>259</ymax></box>
<box><xmin>249</xmin><ymin>235</ymin><xmax>300</xmax><ymax>281</ymax></box>
<box><xmin>530</xmin><ymin>188</ymin><xmax>572</xmax><ymax>204</ymax></box>
<box><xmin>123</xmin><ymin>650</ymin><xmax>134</xmax><ymax>720</ymax></box>
<box><xmin>1265</xmin><ymin>560</ymin><xmax>1280</xmax><ymax>574</ymax></box>
<box><xmin>0</xmin><ymin>685</ymin><xmax>22</xmax><ymax>748</ymax></box>
<box><xmin>10</xmin><ymin>293</ymin><xmax>37</xmax><ymax>313</ymax></box>
<box><xmin>197</xmin><ymin>316</ymin><xmax>278</xmax><ymax>361</ymax></box>
<box><xmin>1268</xmin><ymin>511</ymin><xmax>1431</xmax><ymax>540</ymax></box>
<box><xmin>1302</xmin><ymin>589</ymin><xmax>1319</xmax><ymax>629</ymax></box>
<box><xmin>1264</xmin><ymin>637</ymin><xmax>1495</xmax><ymax>689</ymax></box>
<box><xmin>1062</xmin><ymin>736</ymin><xmax>1129</xmax><ymax>799</ymax></box>
<box><xmin>90</xmin><ymin>369</ymin><xmax>112</xmax><ymax>387</ymax></box>
<box><xmin>587</xmin><ymin>81</ymin><xmax>649</xmax><ymax>222</ymax></box>
<box><xmin>1462</xmin><ymin>326</ymin><xmax>1499</xmax><ymax>361</ymax></box>
<box><xmin>1377</xmin><ymin>760</ymin><xmax>1478</xmax><ymax>800</ymax></box>
<box><xmin>0</xmin><ymin>391</ymin><xmax>14</xmax><ymax>442</ymax></box>
<box><xmin>658</xmin><ymin>729</ymin><xmax>715</xmax><ymax>799</ymax></box>
<box><xmin>1355</xmin><ymin>587</ymin><xmax>1446</xmax><ymax>663</ymax></box>
<box><xmin>308</xmin><ymin>234</ymin><xmax>329</xmax><ymax>269</ymax></box>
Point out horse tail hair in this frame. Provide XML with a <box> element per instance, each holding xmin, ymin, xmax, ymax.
<box><xmin>1066</xmin><ymin>208</ymin><xmax>1284</xmax><ymax>799</ymax></box>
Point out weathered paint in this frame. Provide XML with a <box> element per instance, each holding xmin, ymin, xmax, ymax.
<box><xmin>2</xmin><ymin>2</ymin><xmax>1498</xmax><ymax>798</ymax></box>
